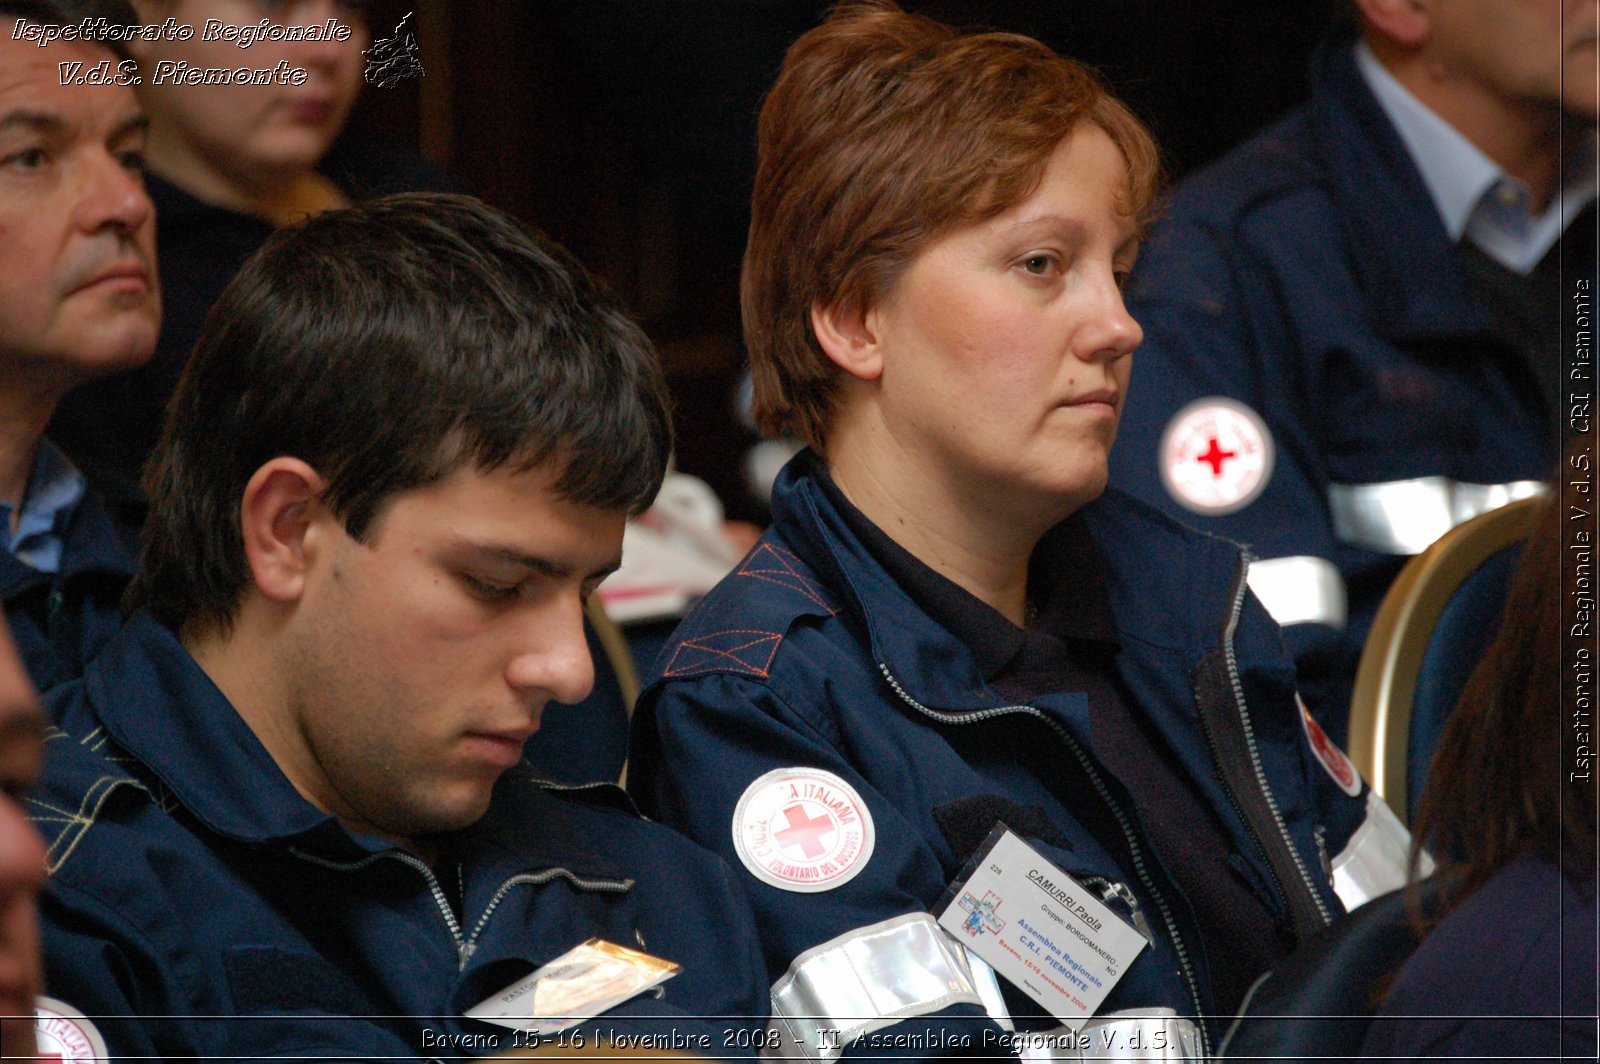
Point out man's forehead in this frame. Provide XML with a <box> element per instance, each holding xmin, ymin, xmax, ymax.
<box><xmin>0</xmin><ymin>31</ymin><xmax>141</xmax><ymax>129</ymax></box>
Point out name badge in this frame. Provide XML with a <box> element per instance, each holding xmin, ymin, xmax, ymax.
<box><xmin>936</xmin><ymin>827</ymin><xmax>1148</xmax><ymax>1030</ymax></box>
<box><xmin>466</xmin><ymin>938</ymin><xmax>680</xmax><ymax>1036</ymax></box>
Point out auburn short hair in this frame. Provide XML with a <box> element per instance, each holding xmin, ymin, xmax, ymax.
<box><xmin>742</xmin><ymin>0</ymin><xmax>1161</xmax><ymax>452</ymax></box>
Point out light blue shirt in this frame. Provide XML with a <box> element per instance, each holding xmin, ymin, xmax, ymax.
<box><xmin>0</xmin><ymin>440</ymin><xmax>87</xmax><ymax>574</ymax></box>
<box><xmin>1356</xmin><ymin>41</ymin><xmax>1597</xmax><ymax>276</ymax></box>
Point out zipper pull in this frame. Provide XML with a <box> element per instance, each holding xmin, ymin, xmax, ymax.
<box><xmin>1097</xmin><ymin>880</ymin><xmax>1154</xmax><ymax>943</ymax></box>
<box><xmin>458</xmin><ymin>940</ymin><xmax>477</xmax><ymax>970</ymax></box>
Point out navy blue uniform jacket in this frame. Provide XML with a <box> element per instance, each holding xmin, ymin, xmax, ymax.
<box><xmin>1</xmin><ymin>483</ymin><xmax>135</xmax><ymax>691</ymax></box>
<box><xmin>32</xmin><ymin>614</ymin><xmax>768</xmax><ymax>1061</ymax></box>
<box><xmin>631</xmin><ymin>457</ymin><xmax>1402</xmax><ymax>1057</ymax></box>
<box><xmin>1108</xmin><ymin>33</ymin><xmax>1570</xmax><ymax>740</ymax></box>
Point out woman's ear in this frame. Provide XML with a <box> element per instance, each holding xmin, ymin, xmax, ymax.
<box><xmin>810</xmin><ymin>299</ymin><xmax>884</xmax><ymax>382</ymax></box>
<box><xmin>238</xmin><ymin>457</ymin><xmax>329</xmax><ymax>605</ymax></box>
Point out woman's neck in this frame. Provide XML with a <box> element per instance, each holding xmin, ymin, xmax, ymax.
<box><xmin>824</xmin><ymin>411</ymin><xmax>1061</xmax><ymax>627</ymax></box>
<box><xmin>148</xmin><ymin>131</ymin><xmax>349</xmax><ymax>226</ymax></box>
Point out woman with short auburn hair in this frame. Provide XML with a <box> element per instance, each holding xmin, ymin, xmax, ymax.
<box><xmin>631</xmin><ymin>3</ymin><xmax>1406</xmax><ymax>1057</ymax></box>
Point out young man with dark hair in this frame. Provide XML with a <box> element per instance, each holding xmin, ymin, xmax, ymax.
<box><xmin>0</xmin><ymin>0</ymin><xmax>157</xmax><ymax>689</ymax></box>
<box><xmin>29</xmin><ymin>191</ymin><xmax>768</xmax><ymax>1059</ymax></box>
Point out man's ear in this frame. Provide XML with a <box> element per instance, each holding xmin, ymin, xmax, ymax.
<box><xmin>1355</xmin><ymin>0</ymin><xmax>1431</xmax><ymax>50</ymax></box>
<box><xmin>239</xmin><ymin>458</ymin><xmax>329</xmax><ymax>605</ymax></box>
<box><xmin>810</xmin><ymin>299</ymin><xmax>884</xmax><ymax>382</ymax></box>
<box><xmin>125</xmin><ymin>0</ymin><xmax>165</xmax><ymax>58</ymax></box>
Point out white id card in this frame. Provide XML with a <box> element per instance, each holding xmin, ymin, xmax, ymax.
<box><xmin>936</xmin><ymin>828</ymin><xmax>1148</xmax><ymax>1030</ymax></box>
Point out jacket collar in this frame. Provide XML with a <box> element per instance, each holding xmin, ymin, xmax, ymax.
<box><xmin>1306</xmin><ymin>27</ymin><xmax>1496</xmax><ymax>342</ymax></box>
<box><xmin>85</xmin><ymin>614</ymin><xmax>383</xmax><ymax>855</ymax></box>
<box><xmin>83</xmin><ymin>614</ymin><xmax>644</xmax><ymax>878</ymax></box>
<box><xmin>0</xmin><ymin>478</ymin><xmax>137</xmax><ymax>595</ymax></box>
<box><xmin>769</xmin><ymin>453</ymin><xmax>1245</xmax><ymax>712</ymax></box>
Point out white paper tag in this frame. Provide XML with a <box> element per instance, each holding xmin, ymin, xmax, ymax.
<box><xmin>465</xmin><ymin>938</ymin><xmax>680</xmax><ymax>1036</ymax></box>
<box><xmin>937</xmin><ymin>829</ymin><xmax>1148</xmax><ymax>1031</ymax></box>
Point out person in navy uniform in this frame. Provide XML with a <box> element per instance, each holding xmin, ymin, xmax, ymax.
<box><xmin>1108</xmin><ymin>0</ymin><xmax>1597</xmax><ymax>741</ymax></box>
<box><xmin>0</xmin><ymin>0</ymin><xmax>158</xmax><ymax>690</ymax></box>
<box><xmin>0</xmin><ymin>604</ymin><xmax>48</xmax><ymax>1060</ymax></box>
<box><xmin>630</xmin><ymin>2</ymin><xmax>1412</xmax><ymax>1059</ymax></box>
<box><xmin>30</xmin><ymin>192</ymin><xmax>768</xmax><ymax>1060</ymax></box>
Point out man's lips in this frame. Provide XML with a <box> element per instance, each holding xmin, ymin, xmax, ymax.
<box><xmin>72</xmin><ymin>261</ymin><xmax>150</xmax><ymax>295</ymax></box>
<box><xmin>462</xmin><ymin>728</ymin><xmax>537</xmax><ymax>768</ymax></box>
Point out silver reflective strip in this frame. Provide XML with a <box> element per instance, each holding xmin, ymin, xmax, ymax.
<box><xmin>768</xmin><ymin>912</ymin><xmax>984</xmax><ymax>1060</ymax></box>
<box><xmin>1329</xmin><ymin>478</ymin><xmax>1547</xmax><ymax>555</ymax></box>
<box><xmin>1014</xmin><ymin>1010</ymin><xmax>1201</xmax><ymax>1062</ymax></box>
<box><xmin>1331</xmin><ymin>790</ymin><xmax>1433</xmax><ymax>909</ymax></box>
<box><xmin>1245</xmin><ymin>555</ymin><xmax>1348</xmax><ymax>628</ymax></box>
<box><xmin>965</xmin><ymin>949</ymin><xmax>1015</xmax><ymax>1032</ymax></box>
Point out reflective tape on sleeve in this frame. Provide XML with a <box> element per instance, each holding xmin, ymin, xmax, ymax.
<box><xmin>767</xmin><ymin>912</ymin><xmax>985</xmax><ymax>1060</ymax></box>
<box><xmin>1331</xmin><ymin>790</ymin><xmax>1421</xmax><ymax>909</ymax></box>
<box><xmin>1329</xmin><ymin>478</ymin><xmax>1546</xmax><ymax>555</ymax></box>
<box><xmin>1245</xmin><ymin>555</ymin><xmax>1348</xmax><ymax>628</ymax></box>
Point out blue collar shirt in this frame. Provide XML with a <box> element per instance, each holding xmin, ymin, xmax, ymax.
<box><xmin>0</xmin><ymin>439</ymin><xmax>88</xmax><ymax>574</ymax></box>
<box><xmin>1356</xmin><ymin>40</ymin><xmax>1598</xmax><ymax>276</ymax></box>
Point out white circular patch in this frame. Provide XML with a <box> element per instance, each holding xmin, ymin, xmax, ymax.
<box><xmin>1300</xmin><ymin>698</ymin><xmax>1361</xmax><ymax>798</ymax></box>
<box><xmin>732</xmin><ymin>767</ymin><xmax>875</xmax><ymax>893</ymax></box>
<box><xmin>34</xmin><ymin>996</ymin><xmax>110</xmax><ymax>1062</ymax></box>
<box><xmin>1159</xmin><ymin>398</ymin><xmax>1275</xmax><ymax>515</ymax></box>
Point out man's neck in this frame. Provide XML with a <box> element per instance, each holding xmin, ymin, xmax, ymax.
<box><xmin>1370</xmin><ymin>38</ymin><xmax>1566</xmax><ymax>210</ymax></box>
<box><xmin>184</xmin><ymin>610</ymin><xmax>423</xmax><ymax>858</ymax></box>
<box><xmin>0</xmin><ymin>385</ymin><xmax>58</xmax><ymax>517</ymax></box>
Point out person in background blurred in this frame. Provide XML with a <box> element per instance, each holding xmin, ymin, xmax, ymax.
<box><xmin>50</xmin><ymin>0</ymin><xmax>452</xmax><ymax>501</ymax></box>
<box><xmin>1360</xmin><ymin>438</ymin><xmax>1596</xmax><ymax>1059</ymax></box>
<box><xmin>1109</xmin><ymin>0</ymin><xmax>1596</xmax><ymax>745</ymax></box>
<box><xmin>0</xmin><ymin>604</ymin><xmax>47</xmax><ymax>1061</ymax></box>
<box><xmin>1</xmin><ymin>0</ymin><xmax>158</xmax><ymax>689</ymax></box>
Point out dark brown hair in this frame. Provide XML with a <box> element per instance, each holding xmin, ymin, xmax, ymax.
<box><xmin>1410</xmin><ymin>435</ymin><xmax>1597</xmax><ymax>922</ymax></box>
<box><xmin>741</xmin><ymin>0</ymin><xmax>1162</xmax><ymax>452</ymax></box>
<box><xmin>132</xmin><ymin>193</ymin><xmax>672</xmax><ymax>636</ymax></box>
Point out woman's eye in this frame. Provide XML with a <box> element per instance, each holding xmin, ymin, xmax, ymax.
<box><xmin>2</xmin><ymin>147</ymin><xmax>48</xmax><ymax>171</ymax></box>
<box><xmin>1019</xmin><ymin>254</ymin><xmax>1056</xmax><ymax>276</ymax></box>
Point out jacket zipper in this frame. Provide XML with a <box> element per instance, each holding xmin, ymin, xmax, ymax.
<box><xmin>1217</xmin><ymin>555</ymin><xmax>1333</xmax><ymax>929</ymax></box>
<box><xmin>1080</xmin><ymin>876</ymin><xmax>1153</xmax><ymax>942</ymax></box>
<box><xmin>877</xmin><ymin>664</ymin><xmax>1212</xmax><ymax>1060</ymax></box>
<box><xmin>459</xmin><ymin>869</ymin><xmax>635</xmax><ymax>966</ymax></box>
<box><xmin>290</xmin><ymin>849</ymin><xmax>632</xmax><ymax>969</ymax></box>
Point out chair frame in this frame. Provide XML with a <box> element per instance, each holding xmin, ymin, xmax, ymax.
<box><xmin>1347</xmin><ymin>495</ymin><xmax>1542</xmax><ymax>822</ymax></box>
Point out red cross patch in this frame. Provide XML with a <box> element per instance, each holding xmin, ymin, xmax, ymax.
<box><xmin>32</xmin><ymin>998</ymin><xmax>109</xmax><ymax>1063</ymax></box>
<box><xmin>732</xmin><ymin>768</ymin><xmax>875</xmax><ymax>893</ymax></box>
<box><xmin>1300</xmin><ymin>698</ymin><xmax>1362</xmax><ymax>797</ymax></box>
<box><xmin>1158</xmin><ymin>398</ymin><xmax>1274</xmax><ymax>515</ymax></box>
